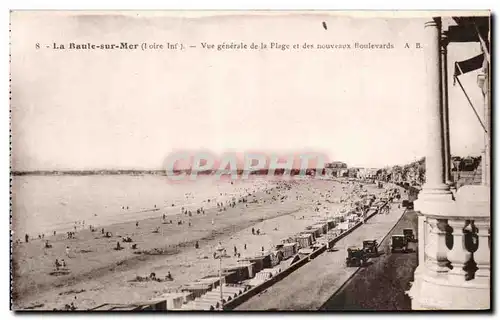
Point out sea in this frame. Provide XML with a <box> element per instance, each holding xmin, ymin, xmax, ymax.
<box><xmin>11</xmin><ymin>175</ymin><xmax>271</xmax><ymax>238</ymax></box>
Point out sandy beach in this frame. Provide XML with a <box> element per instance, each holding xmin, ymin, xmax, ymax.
<box><xmin>12</xmin><ymin>177</ymin><xmax>383</xmax><ymax>310</ymax></box>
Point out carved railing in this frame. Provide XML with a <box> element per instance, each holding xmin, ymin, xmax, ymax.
<box><xmin>410</xmin><ymin>185</ymin><xmax>490</xmax><ymax>310</ymax></box>
<box><xmin>420</xmin><ymin>215</ymin><xmax>490</xmax><ymax>284</ymax></box>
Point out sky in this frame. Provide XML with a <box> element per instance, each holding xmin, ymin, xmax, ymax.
<box><xmin>10</xmin><ymin>12</ymin><xmax>487</xmax><ymax>171</ymax></box>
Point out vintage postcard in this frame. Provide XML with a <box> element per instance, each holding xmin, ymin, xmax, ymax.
<box><xmin>10</xmin><ymin>10</ymin><xmax>491</xmax><ymax>311</ymax></box>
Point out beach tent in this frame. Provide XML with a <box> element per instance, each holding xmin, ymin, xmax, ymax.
<box><xmin>223</xmin><ymin>264</ymin><xmax>251</xmax><ymax>282</ymax></box>
<box><xmin>240</xmin><ymin>254</ymin><xmax>271</xmax><ymax>273</ymax></box>
<box><xmin>204</xmin><ymin>271</ymin><xmax>239</xmax><ymax>284</ymax></box>
<box><xmin>298</xmin><ymin>248</ymin><xmax>314</xmax><ymax>257</ymax></box>
<box><xmin>182</xmin><ymin>283</ymin><xmax>212</xmax><ymax>298</ymax></box>
<box><xmin>312</xmin><ymin>222</ymin><xmax>328</xmax><ymax>234</ymax></box>
<box><xmin>182</xmin><ymin>300</ymin><xmax>218</xmax><ymax>311</ymax></box>
<box><xmin>197</xmin><ymin>276</ymin><xmax>222</xmax><ymax>288</ymax></box>
<box><xmin>249</xmin><ymin>270</ymin><xmax>273</xmax><ymax>286</ymax></box>
<box><xmin>301</xmin><ymin>230</ymin><xmax>318</xmax><ymax>241</ymax></box>
<box><xmin>90</xmin><ymin>300</ymin><xmax>167</xmax><ymax>311</ymax></box>
<box><xmin>269</xmin><ymin>250</ymin><xmax>283</xmax><ymax>267</ymax></box>
<box><xmin>337</xmin><ymin>222</ymin><xmax>349</xmax><ymax>233</ymax></box>
<box><xmin>296</xmin><ymin>233</ymin><xmax>314</xmax><ymax>248</ymax></box>
<box><xmin>282</xmin><ymin>242</ymin><xmax>298</xmax><ymax>259</ymax></box>
<box><xmin>156</xmin><ymin>292</ymin><xmax>194</xmax><ymax>310</ymax></box>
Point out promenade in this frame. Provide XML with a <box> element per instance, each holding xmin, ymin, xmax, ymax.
<box><xmin>321</xmin><ymin>208</ymin><xmax>418</xmax><ymax>310</ymax></box>
<box><xmin>235</xmin><ymin>197</ymin><xmax>406</xmax><ymax>310</ymax></box>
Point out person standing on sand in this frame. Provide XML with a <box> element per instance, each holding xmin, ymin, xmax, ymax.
<box><xmin>136</xmin><ymin>221</ymin><xmax>139</xmax><ymax>228</ymax></box>
<box><xmin>25</xmin><ymin>234</ymin><xmax>29</xmax><ymax>243</ymax></box>
<box><xmin>66</xmin><ymin>246</ymin><xmax>70</xmax><ymax>257</ymax></box>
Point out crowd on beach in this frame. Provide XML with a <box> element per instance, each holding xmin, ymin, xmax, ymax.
<box><xmin>13</xmin><ymin>177</ymin><xmax>398</xmax><ymax>310</ymax></box>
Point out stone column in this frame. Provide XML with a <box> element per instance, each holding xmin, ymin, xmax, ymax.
<box><xmin>441</xmin><ymin>37</ymin><xmax>452</xmax><ymax>185</ymax></box>
<box><xmin>421</xmin><ymin>18</ymin><xmax>452</xmax><ymax>197</ymax></box>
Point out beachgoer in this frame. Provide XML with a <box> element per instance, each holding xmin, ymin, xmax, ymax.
<box><xmin>62</xmin><ymin>259</ymin><xmax>66</xmax><ymax>268</ymax></box>
<box><xmin>136</xmin><ymin>221</ymin><xmax>139</xmax><ymax>228</ymax></box>
<box><xmin>195</xmin><ymin>241</ymin><xmax>199</xmax><ymax>249</ymax></box>
<box><xmin>251</xmin><ymin>228</ymin><xmax>255</xmax><ymax>235</ymax></box>
<box><xmin>45</xmin><ymin>240</ymin><xmax>51</xmax><ymax>248</ymax></box>
<box><xmin>116</xmin><ymin>242</ymin><xmax>122</xmax><ymax>250</ymax></box>
<box><xmin>54</xmin><ymin>231</ymin><xmax>56</xmax><ymax>236</ymax></box>
<box><xmin>66</xmin><ymin>246</ymin><xmax>70</xmax><ymax>257</ymax></box>
<box><xmin>55</xmin><ymin>259</ymin><xmax>61</xmax><ymax>270</ymax></box>
<box><xmin>244</xmin><ymin>244</ymin><xmax>247</xmax><ymax>250</ymax></box>
<box><xmin>25</xmin><ymin>234</ymin><xmax>29</xmax><ymax>243</ymax></box>
<box><xmin>167</xmin><ymin>271</ymin><xmax>173</xmax><ymax>281</ymax></box>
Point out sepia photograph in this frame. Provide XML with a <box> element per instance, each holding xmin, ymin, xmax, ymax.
<box><xmin>9</xmin><ymin>10</ymin><xmax>491</xmax><ymax>311</ymax></box>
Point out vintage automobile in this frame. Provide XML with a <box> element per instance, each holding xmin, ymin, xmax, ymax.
<box><xmin>391</xmin><ymin>235</ymin><xmax>408</xmax><ymax>253</ymax></box>
<box><xmin>346</xmin><ymin>247</ymin><xmax>368</xmax><ymax>267</ymax></box>
<box><xmin>402</xmin><ymin>200</ymin><xmax>414</xmax><ymax>210</ymax></box>
<box><xmin>362</xmin><ymin>240</ymin><xmax>379</xmax><ymax>257</ymax></box>
<box><xmin>403</xmin><ymin>228</ymin><xmax>416</xmax><ymax>243</ymax></box>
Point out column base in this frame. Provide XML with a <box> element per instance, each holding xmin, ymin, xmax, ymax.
<box><xmin>408</xmin><ymin>266</ymin><xmax>490</xmax><ymax>310</ymax></box>
<box><xmin>415</xmin><ymin>184</ymin><xmax>455</xmax><ymax>217</ymax></box>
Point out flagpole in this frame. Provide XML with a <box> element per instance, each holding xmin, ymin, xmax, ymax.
<box><xmin>473</xmin><ymin>22</ymin><xmax>490</xmax><ymax>64</ymax></box>
<box><xmin>454</xmin><ymin>75</ymin><xmax>488</xmax><ymax>134</ymax></box>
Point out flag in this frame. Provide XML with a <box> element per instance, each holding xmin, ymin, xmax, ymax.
<box><xmin>446</xmin><ymin>25</ymin><xmax>480</xmax><ymax>42</ymax></box>
<box><xmin>453</xmin><ymin>53</ymin><xmax>485</xmax><ymax>84</ymax></box>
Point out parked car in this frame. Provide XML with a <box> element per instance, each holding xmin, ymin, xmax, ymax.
<box><xmin>362</xmin><ymin>240</ymin><xmax>379</xmax><ymax>257</ymax></box>
<box><xmin>346</xmin><ymin>247</ymin><xmax>368</xmax><ymax>267</ymax></box>
<box><xmin>391</xmin><ymin>235</ymin><xmax>408</xmax><ymax>253</ymax></box>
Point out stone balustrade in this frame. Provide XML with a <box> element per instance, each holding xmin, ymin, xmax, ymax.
<box><xmin>409</xmin><ymin>185</ymin><xmax>490</xmax><ymax>309</ymax></box>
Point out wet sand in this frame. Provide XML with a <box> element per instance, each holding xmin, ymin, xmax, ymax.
<box><xmin>12</xmin><ymin>178</ymin><xmax>381</xmax><ymax>310</ymax></box>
